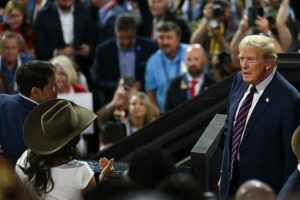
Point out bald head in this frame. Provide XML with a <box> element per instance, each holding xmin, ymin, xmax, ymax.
<box><xmin>291</xmin><ymin>125</ymin><xmax>300</xmax><ymax>161</ymax></box>
<box><xmin>185</xmin><ymin>44</ymin><xmax>206</xmax><ymax>78</ymax></box>
<box><xmin>235</xmin><ymin>180</ymin><xmax>276</xmax><ymax>200</ymax></box>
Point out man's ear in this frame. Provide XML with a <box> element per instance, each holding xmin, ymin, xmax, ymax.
<box><xmin>30</xmin><ymin>87</ymin><xmax>40</xmax><ymax>101</ymax></box>
<box><xmin>265</xmin><ymin>59</ymin><xmax>273</xmax><ymax>70</ymax></box>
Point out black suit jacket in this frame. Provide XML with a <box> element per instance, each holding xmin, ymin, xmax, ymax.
<box><xmin>165</xmin><ymin>74</ymin><xmax>215</xmax><ymax>111</ymax></box>
<box><xmin>92</xmin><ymin>36</ymin><xmax>157</xmax><ymax>105</ymax></box>
<box><xmin>34</xmin><ymin>2</ymin><xmax>93</xmax><ymax>60</ymax></box>
<box><xmin>277</xmin><ymin>168</ymin><xmax>300</xmax><ymax>200</ymax></box>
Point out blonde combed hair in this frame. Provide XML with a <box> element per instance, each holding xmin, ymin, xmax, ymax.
<box><xmin>239</xmin><ymin>35</ymin><xmax>277</xmax><ymax>62</ymax></box>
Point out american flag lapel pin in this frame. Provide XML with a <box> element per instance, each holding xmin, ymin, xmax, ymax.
<box><xmin>265</xmin><ymin>97</ymin><xmax>270</xmax><ymax>103</ymax></box>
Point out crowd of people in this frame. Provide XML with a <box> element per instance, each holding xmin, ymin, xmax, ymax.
<box><xmin>0</xmin><ymin>0</ymin><xmax>300</xmax><ymax>199</ymax></box>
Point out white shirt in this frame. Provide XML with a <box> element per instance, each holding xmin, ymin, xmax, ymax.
<box><xmin>16</xmin><ymin>150</ymin><xmax>94</xmax><ymax>200</ymax></box>
<box><xmin>236</xmin><ymin>69</ymin><xmax>275</xmax><ymax>153</ymax></box>
<box><xmin>57</xmin><ymin>5</ymin><xmax>74</xmax><ymax>45</ymax></box>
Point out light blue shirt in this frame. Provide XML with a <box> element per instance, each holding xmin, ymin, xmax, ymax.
<box><xmin>118</xmin><ymin>48</ymin><xmax>136</xmax><ymax>78</ymax></box>
<box><xmin>145</xmin><ymin>44</ymin><xmax>189</xmax><ymax>112</ymax></box>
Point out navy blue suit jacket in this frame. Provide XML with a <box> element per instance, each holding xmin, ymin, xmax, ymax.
<box><xmin>34</xmin><ymin>3</ymin><xmax>93</xmax><ymax>60</ymax></box>
<box><xmin>165</xmin><ymin>74</ymin><xmax>215</xmax><ymax>111</ymax></box>
<box><xmin>277</xmin><ymin>168</ymin><xmax>300</xmax><ymax>200</ymax></box>
<box><xmin>219</xmin><ymin>71</ymin><xmax>300</xmax><ymax>200</ymax></box>
<box><xmin>0</xmin><ymin>94</ymin><xmax>36</xmax><ymax>164</ymax></box>
<box><xmin>92</xmin><ymin>36</ymin><xmax>157</xmax><ymax>104</ymax></box>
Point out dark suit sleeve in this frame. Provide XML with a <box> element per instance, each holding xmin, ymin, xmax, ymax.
<box><xmin>165</xmin><ymin>81</ymin><xmax>175</xmax><ymax>111</ymax></box>
<box><xmin>92</xmin><ymin>43</ymin><xmax>118</xmax><ymax>93</ymax></box>
<box><xmin>282</xmin><ymin>99</ymin><xmax>300</xmax><ymax>181</ymax></box>
<box><xmin>278</xmin><ymin>168</ymin><xmax>300</xmax><ymax>200</ymax></box>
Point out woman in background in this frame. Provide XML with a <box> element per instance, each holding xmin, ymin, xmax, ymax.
<box><xmin>1</xmin><ymin>0</ymin><xmax>33</xmax><ymax>54</ymax></box>
<box><xmin>125</xmin><ymin>91</ymin><xmax>154</xmax><ymax>136</ymax></box>
<box><xmin>50</xmin><ymin>55</ymin><xmax>89</xmax><ymax>93</ymax></box>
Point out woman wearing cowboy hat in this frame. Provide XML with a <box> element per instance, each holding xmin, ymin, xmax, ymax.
<box><xmin>15</xmin><ymin>99</ymin><xmax>113</xmax><ymax>200</ymax></box>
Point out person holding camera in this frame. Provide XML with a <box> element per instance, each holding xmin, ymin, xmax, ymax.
<box><xmin>190</xmin><ymin>0</ymin><xmax>238</xmax><ymax>53</ymax></box>
<box><xmin>190</xmin><ymin>0</ymin><xmax>238</xmax><ymax>81</ymax></box>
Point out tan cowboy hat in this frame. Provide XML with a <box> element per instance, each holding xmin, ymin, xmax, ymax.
<box><xmin>23</xmin><ymin>99</ymin><xmax>97</xmax><ymax>155</ymax></box>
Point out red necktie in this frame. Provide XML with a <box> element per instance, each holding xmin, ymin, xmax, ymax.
<box><xmin>189</xmin><ymin>80</ymin><xmax>198</xmax><ymax>97</ymax></box>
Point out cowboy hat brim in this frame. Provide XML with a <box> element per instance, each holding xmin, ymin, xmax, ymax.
<box><xmin>23</xmin><ymin>99</ymin><xmax>96</xmax><ymax>155</ymax></box>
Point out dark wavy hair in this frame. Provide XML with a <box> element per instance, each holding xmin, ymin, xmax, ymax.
<box><xmin>19</xmin><ymin>136</ymin><xmax>81</xmax><ymax>196</ymax></box>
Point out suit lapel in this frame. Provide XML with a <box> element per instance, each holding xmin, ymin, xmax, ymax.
<box><xmin>199</xmin><ymin>75</ymin><xmax>212</xmax><ymax>93</ymax></box>
<box><xmin>240</xmin><ymin>73</ymin><xmax>278</xmax><ymax>146</ymax></box>
<box><xmin>134</xmin><ymin>39</ymin><xmax>141</xmax><ymax>76</ymax></box>
<box><xmin>53</xmin><ymin>5</ymin><xmax>65</xmax><ymax>46</ymax></box>
<box><xmin>229</xmin><ymin>84</ymin><xmax>248</xmax><ymax>133</ymax></box>
<box><xmin>74</xmin><ymin>5</ymin><xmax>81</xmax><ymax>46</ymax></box>
<box><xmin>113</xmin><ymin>42</ymin><xmax>120</xmax><ymax>78</ymax></box>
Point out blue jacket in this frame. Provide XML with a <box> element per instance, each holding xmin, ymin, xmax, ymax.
<box><xmin>219</xmin><ymin>71</ymin><xmax>300</xmax><ymax>199</ymax></box>
<box><xmin>0</xmin><ymin>94</ymin><xmax>36</xmax><ymax>163</ymax></box>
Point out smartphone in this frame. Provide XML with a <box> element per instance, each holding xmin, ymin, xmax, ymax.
<box><xmin>248</xmin><ymin>7</ymin><xmax>264</xmax><ymax>26</ymax></box>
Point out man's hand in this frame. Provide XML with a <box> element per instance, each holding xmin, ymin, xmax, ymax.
<box><xmin>255</xmin><ymin>16</ymin><xmax>270</xmax><ymax>34</ymax></box>
<box><xmin>239</xmin><ymin>15</ymin><xmax>249</xmax><ymax>34</ymax></box>
<box><xmin>56</xmin><ymin>46</ymin><xmax>75</xmax><ymax>57</ymax></box>
<box><xmin>111</xmin><ymin>86</ymin><xmax>127</xmax><ymax>108</ymax></box>
<box><xmin>77</xmin><ymin>44</ymin><xmax>90</xmax><ymax>56</ymax></box>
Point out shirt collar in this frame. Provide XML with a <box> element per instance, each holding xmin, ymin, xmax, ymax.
<box><xmin>19</xmin><ymin>93</ymin><xmax>39</xmax><ymax>105</ymax></box>
<box><xmin>116</xmin><ymin>39</ymin><xmax>136</xmax><ymax>52</ymax></box>
<box><xmin>252</xmin><ymin>68</ymin><xmax>276</xmax><ymax>94</ymax></box>
<box><xmin>187</xmin><ymin>72</ymin><xmax>204</xmax><ymax>83</ymax></box>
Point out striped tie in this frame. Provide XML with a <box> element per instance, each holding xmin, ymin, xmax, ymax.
<box><xmin>230</xmin><ymin>86</ymin><xmax>257</xmax><ymax>180</ymax></box>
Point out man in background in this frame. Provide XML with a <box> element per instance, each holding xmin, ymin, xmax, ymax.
<box><xmin>165</xmin><ymin>43</ymin><xmax>215</xmax><ymax>111</ymax></box>
<box><xmin>145</xmin><ymin>21</ymin><xmax>189</xmax><ymax>112</ymax></box>
<box><xmin>0</xmin><ymin>61</ymin><xmax>58</xmax><ymax>163</ymax></box>
<box><xmin>0</xmin><ymin>31</ymin><xmax>34</xmax><ymax>93</ymax></box>
<box><xmin>93</xmin><ymin>14</ymin><xmax>157</xmax><ymax>107</ymax></box>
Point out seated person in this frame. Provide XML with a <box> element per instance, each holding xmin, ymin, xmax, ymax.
<box><xmin>124</xmin><ymin>91</ymin><xmax>155</xmax><ymax>136</ymax></box>
<box><xmin>96</xmin><ymin>77</ymin><xmax>139</xmax><ymax>130</ymax></box>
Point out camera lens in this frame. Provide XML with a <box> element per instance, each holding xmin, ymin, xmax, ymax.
<box><xmin>209</xmin><ymin>19</ymin><xmax>219</xmax><ymax>29</ymax></box>
<box><xmin>212</xmin><ymin>4</ymin><xmax>224</xmax><ymax>17</ymax></box>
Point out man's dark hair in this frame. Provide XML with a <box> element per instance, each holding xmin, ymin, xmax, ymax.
<box><xmin>128</xmin><ymin>146</ymin><xmax>175</xmax><ymax>189</ymax></box>
<box><xmin>100</xmin><ymin>121</ymin><xmax>126</xmax><ymax>145</ymax></box>
<box><xmin>115</xmin><ymin>14</ymin><xmax>136</xmax><ymax>31</ymax></box>
<box><xmin>157</xmin><ymin>21</ymin><xmax>182</xmax><ymax>37</ymax></box>
<box><xmin>16</xmin><ymin>61</ymin><xmax>56</xmax><ymax>97</ymax></box>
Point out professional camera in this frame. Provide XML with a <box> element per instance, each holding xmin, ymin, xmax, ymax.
<box><xmin>212</xmin><ymin>4</ymin><xmax>224</xmax><ymax>18</ymax></box>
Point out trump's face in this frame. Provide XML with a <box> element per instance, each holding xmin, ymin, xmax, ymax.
<box><xmin>239</xmin><ymin>47</ymin><xmax>272</xmax><ymax>86</ymax></box>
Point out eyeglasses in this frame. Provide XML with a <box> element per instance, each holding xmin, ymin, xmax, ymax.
<box><xmin>239</xmin><ymin>56</ymin><xmax>258</xmax><ymax>64</ymax></box>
